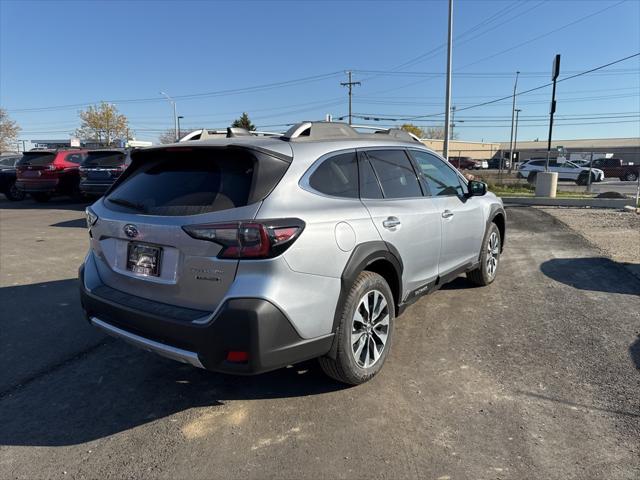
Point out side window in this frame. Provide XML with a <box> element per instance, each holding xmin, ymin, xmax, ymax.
<box><xmin>410</xmin><ymin>150</ymin><xmax>465</xmax><ymax>197</ymax></box>
<box><xmin>358</xmin><ymin>156</ymin><xmax>383</xmax><ymax>199</ymax></box>
<box><xmin>365</xmin><ymin>150</ymin><xmax>422</xmax><ymax>199</ymax></box>
<box><xmin>67</xmin><ymin>153</ymin><xmax>83</xmax><ymax>164</ymax></box>
<box><xmin>308</xmin><ymin>151</ymin><xmax>359</xmax><ymax>198</ymax></box>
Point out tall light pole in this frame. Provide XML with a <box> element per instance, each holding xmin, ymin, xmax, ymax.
<box><xmin>160</xmin><ymin>91</ymin><xmax>178</xmax><ymax>142</ymax></box>
<box><xmin>177</xmin><ymin>115</ymin><xmax>184</xmax><ymax>140</ymax></box>
<box><xmin>442</xmin><ymin>0</ymin><xmax>454</xmax><ymax>159</ymax></box>
<box><xmin>513</xmin><ymin>108</ymin><xmax>521</xmax><ymax>166</ymax></box>
<box><xmin>507</xmin><ymin>71</ymin><xmax>520</xmax><ymax>172</ymax></box>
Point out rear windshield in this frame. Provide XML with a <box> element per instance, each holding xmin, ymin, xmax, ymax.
<box><xmin>105</xmin><ymin>147</ymin><xmax>289</xmax><ymax>216</ymax></box>
<box><xmin>17</xmin><ymin>152</ymin><xmax>56</xmax><ymax>166</ymax></box>
<box><xmin>83</xmin><ymin>151</ymin><xmax>126</xmax><ymax>168</ymax></box>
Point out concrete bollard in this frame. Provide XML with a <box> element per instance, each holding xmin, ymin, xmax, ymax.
<box><xmin>535</xmin><ymin>172</ymin><xmax>558</xmax><ymax>198</ymax></box>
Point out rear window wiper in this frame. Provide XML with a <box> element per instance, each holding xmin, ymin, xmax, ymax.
<box><xmin>107</xmin><ymin>197</ymin><xmax>147</xmax><ymax>212</ymax></box>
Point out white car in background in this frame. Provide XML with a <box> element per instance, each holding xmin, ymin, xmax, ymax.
<box><xmin>518</xmin><ymin>159</ymin><xmax>604</xmax><ymax>185</ymax></box>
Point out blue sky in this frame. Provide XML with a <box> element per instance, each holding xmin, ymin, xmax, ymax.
<box><xmin>1</xmin><ymin>0</ymin><xmax>639</xmax><ymax>145</ymax></box>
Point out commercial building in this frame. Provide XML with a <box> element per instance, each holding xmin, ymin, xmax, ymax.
<box><xmin>497</xmin><ymin>137</ymin><xmax>640</xmax><ymax>164</ymax></box>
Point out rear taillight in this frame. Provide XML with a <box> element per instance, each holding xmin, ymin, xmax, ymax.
<box><xmin>182</xmin><ymin>219</ymin><xmax>304</xmax><ymax>259</ymax></box>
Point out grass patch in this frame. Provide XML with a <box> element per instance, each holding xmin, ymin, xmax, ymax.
<box><xmin>486</xmin><ymin>181</ymin><xmax>595</xmax><ymax>198</ymax></box>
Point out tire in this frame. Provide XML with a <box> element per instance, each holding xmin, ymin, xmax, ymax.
<box><xmin>624</xmin><ymin>171</ymin><xmax>638</xmax><ymax>182</ymax></box>
<box><xmin>318</xmin><ymin>271</ymin><xmax>395</xmax><ymax>385</ymax></box>
<box><xmin>5</xmin><ymin>181</ymin><xmax>25</xmax><ymax>201</ymax></box>
<box><xmin>467</xmin><ymin>223</ymin><xmax>501</xmax><ymax>287</ymax></box>
<box><xmin>32</xmin><ymin>193</ymin><xmax>51</xmax><ymax>203</ymax></box>
<box><xmin>527</xmin><ymin>171</ymin><xmax>537</xmax><ymax>184</ymax></box>
<box><xmin>576</xmin><ymin>173</ymin><xmax>593</xmax><ymax>186</ymax></box>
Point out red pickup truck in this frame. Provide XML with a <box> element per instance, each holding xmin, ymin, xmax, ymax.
<box><xmin>590</xmin><ymin>158</ymin><xmax>639</xmax><ymax>181</ymax></box>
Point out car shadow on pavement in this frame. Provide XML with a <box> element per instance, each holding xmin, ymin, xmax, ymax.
<box><xmin>630</xmin><ymin>335</ymin><xmax>640</xmax><ymax>371</ymax></box>
<box><xmin>50</xmin><ymin>218</ymin><xmax>87</xmax><ymax>228</ymax></box>
<box><xmin>0</xmin><ymin>279</ymin><xmax>348</xmax><ymax>448</ymax></box>
<box><xmin>0</xmin><ymin>197</ymin><xmax>90</xmax><ymax>211</ymax></box>
<box><xmin>540</xmin><ymin>257</ymin><xmax>640</xmax><ymax>295</ymax></box>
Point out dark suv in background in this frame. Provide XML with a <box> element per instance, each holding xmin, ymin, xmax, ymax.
<box><xmin>79</xmin><ymin>149</ymin><xmax>131</xmax><ymax>197</ymax></box>
<box><xmin>0</xmin><ymin>154</ymin><xmax>26</xmax><ymax>201</ymax></box>
<box><xmin>16</xmin><ymin>149</ymin><xmax>87</xmax><ymax>202</ymax></box>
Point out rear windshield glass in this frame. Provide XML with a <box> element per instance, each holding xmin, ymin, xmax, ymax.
<box><xmin>105</xmin><ymin>148</ymin><xmax>281</xmax><ymax>216</ymax></box>
<box><xmin>83</xmin><ymin>151</ymin><xmax>126</xmax><ymax>167</ymax></box>
<box><xmin>17</xmin><ymin>152</ymin><xmax>55</xmax><ymax>166</ymax></box>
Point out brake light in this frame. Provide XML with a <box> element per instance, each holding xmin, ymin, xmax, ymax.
<box><xmin>182</xmin><ymin>219</ymin><xmax>304</xmax><ymax>259</ymax></box>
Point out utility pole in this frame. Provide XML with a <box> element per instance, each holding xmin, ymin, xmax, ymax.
<box><xmin>160</xmin><ymin>91</ymin><xmax>178</xmax><ymax>142</ymax></box>
<box><xmin>507</xmin><ymin>71</ymin><xmax>520</xmax><ymax>173</ymax></box>
<box><xmin>513</xmin><ymin>108</ymin><xmax>521</xmax><ymax>168</ymax></box>
<box><xmin>341</xmin><ymin>71</ymin><xmax>361</xmax><ymax>125</ymax></box>
<box><xmin>450</xmin><ymin>105</ymin><xmax>456</xmax><ymax>140</ymax></box>
<box><xmin>442</xmin><ymin>0</ymin><xmax>454</xmax><ymax>159</ymax></box>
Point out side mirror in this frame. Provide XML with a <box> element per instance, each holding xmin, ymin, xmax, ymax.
<box><xmin>467</xmin><ymin>180</ymin><xmax>487</xmax><ymax>197</ymax></box>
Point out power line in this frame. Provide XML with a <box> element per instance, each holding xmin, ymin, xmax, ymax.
<box><xmin>365</xmin><ymin>0</ymin><xmax>629</xmax><ymax>97</ymax></box>
<box><xmin>362</xmin><ymin>53</ymin><xmax>640</xmax><ymax>122</ymax></box>
<box><xmin>6</xmin><ymin>71</ymin><xmax>343</xmax><ymax>113</ymax></box>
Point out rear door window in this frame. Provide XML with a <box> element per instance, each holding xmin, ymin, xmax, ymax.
<box><xmin>308</xmin><ymin>151</ymin><xmax>359</xmax><ymax>198</ymax></box>
<box><xmin>365</xmin><ymin>149</ymin><xmax>422</xmax><ymax>199</ymax></box>
<box><xmin>106</xmin><ymin>147</ymin><xmax>288</xmax><ymax>216</ymax></box>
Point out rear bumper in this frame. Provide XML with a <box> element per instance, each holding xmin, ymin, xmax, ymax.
<box><xmin>78</xmin><ymin>265</ymin><xmax>333</xmax><ymax>374</ymax></box>
<box><xmin>16</xmin><ymin>179</ymin><xmax>59</xmax><ymax>193</ymax></box>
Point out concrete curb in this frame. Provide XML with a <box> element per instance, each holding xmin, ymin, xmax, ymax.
<box><xmin>501</xmin><ymin>197</ymin><xmax>630</xmax><ymax>209</ymax></box>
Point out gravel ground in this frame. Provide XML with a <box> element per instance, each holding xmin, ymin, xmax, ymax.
<box><xmin>538</xmin><ymin>207</ymin><xmax>640</xmax><ymax>277</ymax></box>
<box><xmin>2</xmin><ymin>201</ymin><xmax>639</xmax><ymax>480</ymax></box>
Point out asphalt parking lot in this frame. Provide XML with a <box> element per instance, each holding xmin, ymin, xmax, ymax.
<box><xmin>1</xmin><ymin>198</ymin><xmax>639</xmax><ymax>480</ymax></box>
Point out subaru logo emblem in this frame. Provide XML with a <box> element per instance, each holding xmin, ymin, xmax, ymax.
<box><xmin>123</xmin><ymin>224</ymin><xmax>138</xmax><ymax>238</ymax></box>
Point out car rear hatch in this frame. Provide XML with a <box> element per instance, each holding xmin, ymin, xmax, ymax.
<box><xmin>89</xmin><ymin>143</ymin><xmax>292</xmax><ymax>312</ymax></box>
<box><xmin>80</xmin><ymin>150</ymin><xmax>127</xmax><ymax>182</ymax></box>
<box><xmin>16</xmin><ymin>152</ymin><xmax>57</xmax><ymax>179</ymax></box>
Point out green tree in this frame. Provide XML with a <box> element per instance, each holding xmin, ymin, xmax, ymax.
<box><xmin>75</xmin><ymin>102</ymin><xmax>131</xmax><ymax>147</ymax></box>
<box><xmin>400</xmin><ymin>123</ymin><xmax>424</xmax><ymax>138</ymax></box>
<box><xmin>0</xmin><ymin>108</ymin><xmax>21</xmax><ymax>152</ymax></box>
<box><xmin>231</xmin><ymin>112</ymin><xmax>256</xmax><ymax>131</ymax></box>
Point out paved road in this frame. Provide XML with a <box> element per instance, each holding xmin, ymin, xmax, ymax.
<box><xmin>1</xmin><ymin>198</ymin><xmax>639</xmax><ymax>479</ymax></box>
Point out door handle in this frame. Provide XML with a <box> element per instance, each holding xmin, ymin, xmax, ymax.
<box><xmin>442</xmin><ymin>210</ymin><xmax>454</xmax><ymax>219</ymax></box>
<box><xmin>382</xmin><ymin>217</ymin><xmax>401</xmax><ymax>229</ymax></box>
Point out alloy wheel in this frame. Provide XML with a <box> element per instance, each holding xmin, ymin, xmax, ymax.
<box><xmin>351</xmin><ymin>289</ymin><xmax>389</xmax><ymax>368</ymax></box>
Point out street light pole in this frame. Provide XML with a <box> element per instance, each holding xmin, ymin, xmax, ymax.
<box><xmin>177</xmin><ymin>116</ymin><xmax>184</xmax><ymax>140</ymax></box>
<box><xmin>160</xmin><ymin>91</ymin><xmax>178</xmax><ymax>142</ymax></box>
<box><xmin>513</xmin><ymin>108</ymin><xmax>521</xmax><ymax>167</ymax></box>
<box><xmin>507</xmin><ymin>71</ymin><xmax>520</xmax><ymax>172</ymax></box>
<box><xmin>442</xmin><ymin>0</ymin><xmax>454</xmax><ymax>159</ymax></box>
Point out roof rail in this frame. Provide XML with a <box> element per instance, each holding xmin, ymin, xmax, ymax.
<box><xmin>351</xmin><ymin>125</ymin><xmax>422</xmax><ymax>143</ymax></box>
<box><xmin>282</xmin><ymin>121</ymin><xmax>359</xmax><ymax>141</ymax></box>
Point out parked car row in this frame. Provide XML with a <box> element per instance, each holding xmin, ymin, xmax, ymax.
<box><xmin>448</xmin><ymin>156</ymin><xmax>489</xmax><ymax>171</ymax></box>
<box><xmin>517</xmin><ymin>159</ymin><xmax>605</xmax><ymax>185</ymax></box>
<box><xmin>573</xmin><ymin>158</ymin><xmax>638</xmax><ymax>182</ymax></box>
<box><xmin>0</xmin><ymin>148</ymin><xmax>132</xmax><ymax>202</ymax></box>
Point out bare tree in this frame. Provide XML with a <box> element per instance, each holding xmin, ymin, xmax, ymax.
<box><xmin>0</xmin><ymin>108</ymin><xmax>21</xmax><ymax>152</ymax></box>
<box><xmin>422</xmin><ymin>126</ymin><xmax>459</xmax><ymax>140</ymax></box>
<box><xmin>75</xmin><ymin>102</ymin><xmax>131</xmax><ymax>147</ymax></box>
<box><xmin>158</xmin><ymin>129</ymin><xmax>177</xmax><ymax>144</ymax></box>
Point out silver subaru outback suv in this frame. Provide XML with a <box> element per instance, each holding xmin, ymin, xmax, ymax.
<box><xmin>79</xmin><ymin>122</ymin><xmax>505</xmax><ymax>385</ymax></box>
